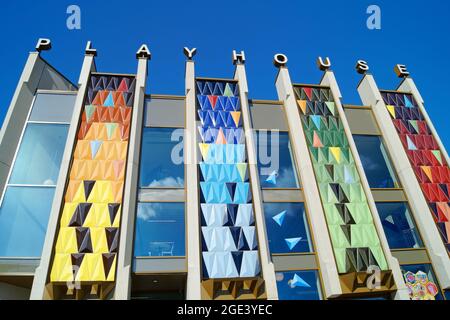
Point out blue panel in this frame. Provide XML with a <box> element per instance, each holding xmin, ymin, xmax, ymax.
<box><xmin>9</xmin><ymin>123</ymin><xmax>68</xmax><ymax>185</ymax></box>
<box><xmin>264</xmin><ymin>203</ymin><xmax>313</xmax><ymax>253</ymax></box>
<box><xmin>139</xmin><ymin>127</ymin><xmax>184</xmax><ymax>188</ymax></box>
<box><xmin>0</xmin><ymin>186</ymin><xmax>55</xmax><ymax>257</ymax></box>
<box><xmin>134</xmin><ymin>202</ymin><xmax>185</xmax><ymax>257</ymax></box>
<box><xmin>276</xmin><ymin>270</ymin><xmax>322</xmax><ymax>300</ymax></box>
<box><xmin>197</xmin><ymin>80</ymin><xmax>260</xmax><ymax>279</ymax></box>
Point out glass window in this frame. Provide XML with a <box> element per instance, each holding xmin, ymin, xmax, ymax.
<box><xmin>0</xmin><ymin>186</ymin><xmax>55</xmax><ymax>257</ymax></box>
<box><xmin>353</xmin><ymin>135</ymin><xmax>400</xmax><ymax>188</ymax></box>
<box><xmin>401</xmin><ymin>264</ymin><xmax>443</xmax><ymax>300</ymax></box>
<box><xmin>29</xmin><ymin>93</ymin><xmax>76</xmax><ymax>123</ymax></box>
<box><xmin>139</xmin><ymin>127</ymin><xmax>184</xmax><ymax>188</ymax></box>
<box><xmin>134</xmin><ymin>202</ymin><xmax>185</xmax><ymax>257</ymax></box>
<box><xmin>9</xmin><ymin>123</ymin><xmax>68</xmax><ymax>185</ymax></box>
<box><xmin>263</xmin><ymin>202</ymin><xmax>313</xmax><ymax>254</ymax></box>
<box><xmin>257</xmin><ymin>131</ymin><xmax>300</xmax><ymax>188</ymax></box>
<box><xmin>276</xmin><ymin>270</ymin><xmax>321</xmax><ymax>300</ymax></box>
<box><xmin>375</xmin><ymin>202</ymin><xmax>423</xmax><ymax>249</ymax></box>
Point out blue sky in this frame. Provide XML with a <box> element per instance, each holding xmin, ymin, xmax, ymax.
<box><xmin>0</xmin><ymin>0</ymin><xmax>449</xmax><ymax>148</ymax></box>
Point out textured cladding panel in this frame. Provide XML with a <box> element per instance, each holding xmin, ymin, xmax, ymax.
<box><xmin>294</xmin><ymin>85</ymin><xmax>389</xmax><ymax>274</ymax></box>
<box><xmin>381</xmin><ymin>91</ymin><xmax>450</xmax><ymax>253</ymax></box>
<box><xmin>50</xmin><ymin>75</ymin><xmax>136</xmax><ymax>284</ymax></box>
<box><xmin>196</xmin><ymin>80</ymin><xmax>261</xmax><ymax>280</ymax></box>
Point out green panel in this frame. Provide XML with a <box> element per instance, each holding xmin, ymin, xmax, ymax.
<box><xmin>295</xmin><ymin>85</ymin><xmax>389</xmax><ymax>274</ymax></box>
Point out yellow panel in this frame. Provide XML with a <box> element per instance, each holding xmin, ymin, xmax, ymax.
<box><xmin>74</xmin><ymin>255</ymin><xmax>91</xmax><ymax>282</ymax></box>
<box><xmin>111</xmin><ymin>181</ymin><xmax>124</xmax><ymax>203</ymax></box>
<box><xmin>96</xmin><ymin>181</ymin><xmax>114</xmax><ymax>203</ymax></box>
<box><xmin>50</xmin><ymin>253</ymin><xmax>74</xmax><ymax>282</ymax></box>
<box><xmin>55</xmin><ymin>227</ymin><xmax>78</xmax><ymax>254</ymax></box>
<box><xmin>199</xmin><ymin>143</ymin><xmax>210</xmax><ymax>160</ymax></box>
<box><xmin>297</xmin><ymin>100</ymin><xmax>307</xmax><ymax>114</ymax></box>
<box><xmin>90</xmin><ymin>227</ymin><xmax>109</xmax><ymax>253</ymax></box>
<box><xmin>106</xmin><ymin>255</ymin><xmax>117</xmax><ymax>281</ymax></box>
<box><xmin>87</xmin><ymin>253</ymin><xmax>106</xmax><ymax>281</ymax></box>
<box><xmin>329</xmin><ymin>147</ymin><xmax>341</xmax><ymax>163</ymax></box>
<box><xmin>112</xmin><ymin>207</ymin><xmax>121</xmax><ymax>227</ymax></box>
<box><xmin>60</xmin><ymin>202</ymin><xmax>78</xmax><ymax>227</ymax></box>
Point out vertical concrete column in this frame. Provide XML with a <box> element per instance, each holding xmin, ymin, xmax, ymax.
<box><xmin>30</xmin><ymin>51</ymin><xmax>97</xmax><ymax>300</ymax></box>
<box><xmin>397</xmin><ymin>78</ymin><xmax>450</xmax><ymax>164</ymax></box>
<box><xmin>275</xmin><ymin>66</ymin><xmax>342</xmax><ymax>299</ymax></box>
<box><xmin>185</xmin><ymin>59</ymin><xmax>202</xmax><ymax>299</ymax></box>
<box><xmin>114</xmin><ymin>53</ymin><xmax>149</xmax><ymax>300</ymax></box>
<box><xmin>234</xmin><ymin>63</ymin><xmax>278</xmax><ymax>300</ymax></box>
<box><xmin>358</xmin><ymin>74</ymin><xmax>450</xmax><ymax>290</ymax></box>
<box><xmin>0</xmin><ymin>52</ymin><xmax>46</xmax><ymax>194</ymax></box>
<box><xmin>322</xmin><ymin>71</ymin><xmax>409</xmax><ymax>300</ymax></box>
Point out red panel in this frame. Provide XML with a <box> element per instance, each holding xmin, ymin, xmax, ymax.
<box><xmin>415</xmin><ymin>135</ymin><xmax>426</xmax><ymax>150</ymax></box>
<box><xmin>418</xmin><ymin>121</ymin><xmax>428</xmax><ymax>135</ymax></box>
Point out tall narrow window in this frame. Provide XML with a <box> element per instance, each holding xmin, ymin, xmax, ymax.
<box><xmin>139</xmin><ymin>127</ymin><xmax>184</xmax><ymax>188</ymax></box>
<box><xmin>257</xmin><ymin>131</ymin><xmax>300</xmax><ymax>188</ymax></box>
<box><xmin>353</xmin><ymin>135</ymin><xmax>400</xmax><ymax>188</ymax></box>
<box><xmin>263</xmin><ymin>202</ymin><xmax>313</xmax><ymax>254</ymax></box>
<box><xmin>0</xmin><ymin>92</ymin><xmax>75</xmax><ymax>257</ymax></box>
<box><xmin>275</xmin><ymin>270</ymin><xmax>322</xmax><ymax>300</ymax></box>
<box><xmin>375</xmin><ymin>202</ymin><xmax>423</xmax><ymax>249</ymax></box>
<box><xmin>134</xmin><ymin>202</ymin><xmax>185</xmax><ymax>257</ymax></box>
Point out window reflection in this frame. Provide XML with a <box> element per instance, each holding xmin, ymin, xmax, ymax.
<box><xmin>376</xmin><ymin>202</ymin><xmax>423</xmax><ymax>249</ymax></box>
<box><xmin>353</xmin><ymin>135</ymin><xmax>400</xmax><ymax>188</ymax></box>
<box><xmin>134</xmin><ymin>202</ymin><xmax>185</xmax><ymax>257</ymax></box>
<box><xmin>276</xmin><ymin>270</ymin><xmax>321</xmax><ymax>300</ymax></box>
<box><xmin>9</xmin><ymin>123</ymin><xmax>68</xmax><ymax>185</ymax></box>
<box><xmin>263</xmin><ymin>202</ymin><xmax>313</xmax><ymax>254</ymax></box>
<box><xmin>257</xmin><ymin>131</ymin><xmax>300</xmax><ymax>188</ymax></box>
<box><xmin>0</xmin><ymin>186</ymin><xmax>55</xmax><ymax>257</ymax></box>
<box><xmin>139</xmin><ymin>127</ymin><xmax>184</xmax><ymax>188</ymax></box>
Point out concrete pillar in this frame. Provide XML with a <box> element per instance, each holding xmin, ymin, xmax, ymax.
<box><xmin>234</xmin><ymin>63</ymin><xmax>278</xmax><ymax>300</ymax></box>
<box><xmin>358</xmin><ymin>74</ymin><xmax>450</xmax><ymax>290</ymax></box>
<box><xmin>322</xmin><ymin>71</ymin><xmax>410</xmax><ymax>300</ymax></box>
<box><xmin>185</xmin><ymin>59</ymin><xmax>202</xmax><ymax>299</ymax></box>
<box><xmin>30</xmin><ymin>51</ymin><xmax>96</xmax><ymax>300</ymax></box>
<box><xmin>275</xmin><ymin>66</ymin><xmax>342</xmax><ymax>299</ymax></box>
<box><xmin>0</xmin><ymin>52</ymin><xmax>46</xmax><ymax>195</ymax></box>
<box><xmin>114</xmin><ymin>54</ymin><xmax>149</xmax><ymax>299</ymax></box>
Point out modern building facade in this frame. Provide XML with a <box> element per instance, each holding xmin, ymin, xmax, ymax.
<box><xmin>0</xmin><ymin>41</ymin><xmax>449</xmax><ymax>300</ymax></box>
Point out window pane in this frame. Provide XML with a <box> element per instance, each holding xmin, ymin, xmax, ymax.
<box><xmin>9</xmin><ymin>123</ymin><xmax>68</xmax><ymax>185</ymax></box>
<box><xmin>263</xmin><ymin>202</ymin><xmax>313</xmax><ymax>253</ymax></box>
<box><xmin>134</xmin><ymin>202</ymin><xmax>185</xmax><ymax>257</ymax></box>
<box><xmin>353</xmin><ymin>135</ymin><xmax>400</xmax><ymax>188</ymax></box>
<box><xmin>0</xmin><ymin>186</ymin><xmax>55</xmax><ymax>257</ymax></box>
<box><xmin>257</xmin><ymin>131</ymin><xmax>300</xmax><ymax>188</ymax></box>
<box><xmin>376</xmin><ymin>202</ymin><xmax>423</xmax><ymax>249</ymax></box>
<box><xmin>29</xmin><ymin>93</ymin><xmax>76</xmax><ymax>123</ymax></box>
<box><xmin>401</xmin><ymin>264</ymin><xmax>443</xmax><ymax>300</ymax></box>
<box><xmin>276</xmin><ymin>270</ymin><xmax>321</xmax><ymax>300</ymax></box>
<box><xmin>139</xmin><ymin>127</ymin><xmax>184</xmax><ymax>188</ymax></box>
